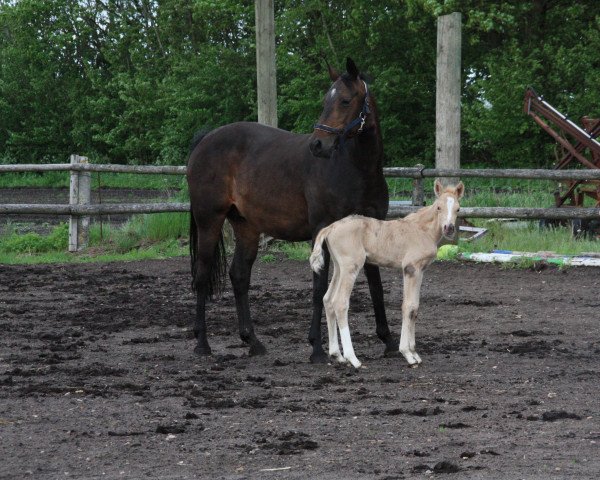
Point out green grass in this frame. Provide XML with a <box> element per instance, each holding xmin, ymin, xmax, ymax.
<box><xmin>0</xmin><ymin>213</ymin><xmax>189</xmax><ymax>265</ymax></box>
<box><xmin>459</xmin><ymin>221</ymin><xmax>598</xmax><ymax>256</ymax></box>
<box><xmin>1</xmin><ymin>174</ymin><xmax>598</xmax><ymax>265</ymax></box>
<box><xmin>0</xmin><ymin>171</ymin><xmax>186</xmax><ymax>190</ymax></box>
<box><xmin>270</xmin><ymin>241</ymin><xmax>312</xmax><ymax>261</ymax></box>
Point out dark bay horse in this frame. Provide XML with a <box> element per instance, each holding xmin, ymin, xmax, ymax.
<box><xmin>187</xmin><ymin>57</ymin><xmax>397</xmax><ymax>363</ymax></box>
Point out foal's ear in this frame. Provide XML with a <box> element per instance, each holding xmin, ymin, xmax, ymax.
<box><xmin>455</xmin><ymin>181</ymin><xmax>465</xmax><ymax>199</ymax></box>
<box><xmin>346</xmin><ymin>57</ymin><xmax>359</xmax><ymax>78</ymax></box>
<box><xmin>434</xmin><ymin>178</ymin><xmax>443</xmax><ymax>198</ymax></box>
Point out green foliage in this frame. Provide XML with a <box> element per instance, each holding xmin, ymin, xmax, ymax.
<box><xmin>0</xmin><ymin>1</ymin><xmax>598</xmax><ymax>167</ymax></box>
<box><xmin>260</xmin><ymin>253</ymin><xmax>276</xmax><ymax>263</ymax></box>
<box><xmin>458</xmin><ymin>222</ymin><xmax>598</xmax><ymax>257</ymax></box>
<box><xmin>272</xmin><ymin>241</ymin><xmax>312</xmax><ymax>261</ymax></box>
<box><xmin>1</xmin><ymin>223</ymin><xmax>68</xmax><ymax>253</ymax></box>
<box><xmin>0</xmin><ymin>214</ymin><xmax>188</xmax><ymax>263</ymax></box>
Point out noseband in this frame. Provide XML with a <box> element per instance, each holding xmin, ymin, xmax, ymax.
<box><xmin>313</xmin><ymin>81</ymin><xmax>371</xmax><ymax>142</ymax></box>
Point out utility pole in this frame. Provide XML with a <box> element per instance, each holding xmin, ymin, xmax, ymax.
<box><xmin>255</xmin><ymin>0</ymin><xmax>277</xmax><ymax>128</ymax></box>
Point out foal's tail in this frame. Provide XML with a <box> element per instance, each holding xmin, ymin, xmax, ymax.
<box><xmin>190</xmin><ymin>212</ymin><xmax>227</xmax><ymax>300</ymax></box>
<box><xmin>310</xmin><ymin>224</ymin><xmax>335</xmax><ymax>273</ymax></box>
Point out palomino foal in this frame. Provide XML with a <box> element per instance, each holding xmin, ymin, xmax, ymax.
<box><xmin>310</xmin><ymin>180</ymin><xmax>464</xmax><ymax>368</ymax></box>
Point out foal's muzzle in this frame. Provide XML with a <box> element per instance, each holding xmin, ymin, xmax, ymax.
<box><xmin>443</xmin><ymin>224</ymin><xmax>456</xmax><ymax>238</ymax></box>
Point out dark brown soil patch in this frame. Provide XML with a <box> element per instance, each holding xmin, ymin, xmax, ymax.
<box><xmin>1</xmin><ymin>258</ymin><xmax>599</xmax><ymax>478</ymax></box>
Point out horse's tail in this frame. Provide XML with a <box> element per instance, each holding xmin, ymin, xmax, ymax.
<box><xmin>189</xmin><ymin>211</ymin><xmax>227</xmax><ymax>300</ymax></box>
<box><xmin>310</xmin><ymin>224</ymin><xmax>335</xmax><ymax>273</ymax></box>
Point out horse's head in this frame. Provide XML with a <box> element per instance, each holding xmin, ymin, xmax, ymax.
<box><xmin>309</xmin><ymin>57</ymin><xmax>373</xmax><ymax>158</ymax></box>
<box><xmin>433</xmin><ymin>179</ymin><xmax>465</xmax><ymax>240</ymax></box>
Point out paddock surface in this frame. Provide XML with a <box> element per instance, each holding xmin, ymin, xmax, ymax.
<box><xmin>1</xmin><ymin>257</ymin><xmax>599</xmax><ymax>479</ymax></box>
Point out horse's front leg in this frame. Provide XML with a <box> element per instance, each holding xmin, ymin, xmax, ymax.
<box><xmin>399</xmin><ymin>265</ymin><xmax>424</xmax><ymax>366</ymax></box>
<box><xmin>309</xmin><ymin>245</ymin><xmax>330</xmax><ymax>363</ymax></box>
<box><xmin>364</xmin><ymin>263</ymin><xmax>399</xmax><ymax>354</ymax></box>
<box><xmin>229</xmin><ymin>227</ymin><xmax>265</xmax><ymax>356</ymax></box>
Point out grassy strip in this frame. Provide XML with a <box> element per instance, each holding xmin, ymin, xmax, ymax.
<box><xmin>0</xmin><ymin>212</ymin><xmax>189</xmax><ymax>265</ymax></box>
<box><xmin>459</xmin><ymin>222</ymin><xmax>598</xmax><ymax>256</ymax></box>
<box><xmin>0</xmin><ymin>171</ymin><xmax>186</xmax><ymax>190</ymax></box>
<box><xmin>0</xmin><ymin>183</ymin><xmax>597</xmax><ymax>265</ymax></box>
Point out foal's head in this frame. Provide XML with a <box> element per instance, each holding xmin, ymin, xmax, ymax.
<box><xmin>309</xmin><ymin>57</ymin><xmax>373</xmax><ymax>158</ymax></box>
<box><xmin>433</xmin><ymin>179</ymin><xmax>465</xmax><ymax>240</ymax></box>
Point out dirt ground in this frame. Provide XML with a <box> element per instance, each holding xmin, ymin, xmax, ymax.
<box><xmin>1</xmin><ymin>256</ymin><xmax>599</xmax><ymax>479</ymax></box>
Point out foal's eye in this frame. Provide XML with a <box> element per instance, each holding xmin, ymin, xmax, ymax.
<box><xmin>437</xmin><ymin>206</ymin><xmax>441</xmax><ymax>211</ymax></box>
<box><xmin>457</xmin><ymin>208</ymin><xmax>460</xmax><ymax>212</ymax></box>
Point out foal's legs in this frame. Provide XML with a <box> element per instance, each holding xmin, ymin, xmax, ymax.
<box><xmin>323</xmin><ymin>255</ymin><xmax>345</xmax><ymax>363</ymax></box>
<box><xmin>399</xmin><ymin>266</ymin><xmax>424</xmax><ymax>365</ymax></box>
<box><xmin>332</xmin><ymin>263</ymin><xmax>362</xmax><ymax>368</ymax></box>
<box><xmin>364</xmin><ymin>264</ymin><xmax>399</xmax><ymax>354</ymax></box>
<box><xmin>228</xmin><ymin>221</ymin><xmax>266</xmax><ymax>356</ymax></box>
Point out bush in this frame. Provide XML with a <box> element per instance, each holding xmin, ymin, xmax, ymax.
<box><xmin>1</xmin><ymin>223</ymin><xmax>68</xmax><ymax>253</ymax></box>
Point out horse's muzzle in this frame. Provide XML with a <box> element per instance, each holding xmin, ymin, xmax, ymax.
<box><xmin>309</xmin><ymin>137</ymin><xmax>337</xmax><ymax>158</ymax></box>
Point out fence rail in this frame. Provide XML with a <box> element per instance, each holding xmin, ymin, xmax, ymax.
<box><xmin>4</xmin><ymin>163</ymin><xmax>600</xmax><ymax>181</ymax></box>
<box><xmin>2</xmin><ymin>159</ymin><xmax>600</xmax><ymax>250</ymax></box>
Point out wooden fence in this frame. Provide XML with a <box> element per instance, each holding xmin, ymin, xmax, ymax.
<box><xmin>1</xmin><ymin>157</ymin><xmax>600</xmax><ymax>251</ymax></box>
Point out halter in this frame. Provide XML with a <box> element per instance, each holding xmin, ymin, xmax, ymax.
<box><xmin>313</xmin><ymin>80</ymin><xmax>371</xmax><ymax>142</ymax></box>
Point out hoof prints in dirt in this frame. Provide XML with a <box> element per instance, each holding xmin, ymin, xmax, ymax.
<box><xmin>2</xmin><ymin>259</ymin><xmax>600</xmax><ymax>478</ymax></box>
<box><xmin>489</xmin><ymin>339</ymin><xmax>569</xmax><ymax>357</ymax></box>
<box><xmin>249</xmin><ymin>430</ymin><xmax>318</xmax><ymax>455</ymax></box>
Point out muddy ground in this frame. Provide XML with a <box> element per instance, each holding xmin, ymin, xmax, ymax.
<box><xmin>1</xmin><ymin>257</ymin><xmax>599</xmax><ymax>479</ymax></box>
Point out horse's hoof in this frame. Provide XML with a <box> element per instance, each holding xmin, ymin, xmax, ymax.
<box><xmin>249</xmin><ymin>342</ymin><xmax>267</xmax><ymax>356</ymax></box>
<box><xmin>383</xmin><ymin>339</ymin><xmax>400</xmax><ymax>355</ymax></box>
<box><xmin>194</xmin><ymin>344</ymin><xmax>212</xmax><ymax>356</ymax></box>
<box><xmin>383</xmin><ymin>348</ymin><xmax>402</xmax><ymax>358</ymax></box>
<box><xmin>310</xmin><ymin>350</ymin><xmax>328</xmax><ymax>364</ymax></box>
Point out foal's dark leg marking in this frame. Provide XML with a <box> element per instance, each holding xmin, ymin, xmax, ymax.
<box><xmin>364</xmin><ymin>263</ymin><xmax>399</xmax><ymax>354</ymax></box>
<box><xmin>403</xmin><ymin>264</ymin><xmax>415</xmax><ymax>277</ymax></box>
<box><xmin>309</xmin><ymin>246</ymin><xmax>330</xmax><ymax>364</ymax></box>
<box><xmin>229</xmin><ymin>230</ymin><xmax>265</xmax><ymax>356</ymax></box>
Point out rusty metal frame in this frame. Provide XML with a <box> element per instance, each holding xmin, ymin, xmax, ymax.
<box><xmin>524</xmin><ymin>88</ymin><xmax>600</xmax><ymax>208</ymax></box>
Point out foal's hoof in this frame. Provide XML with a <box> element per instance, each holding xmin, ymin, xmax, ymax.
<box><xmin>194</xmin><ymin>344</ymin><xmax>212</xmax><ymax>356</ymax></box>
<box><xmin>309</xmin><ymin>350</ymin><xmax>328</xmax><ymax>364</ymax></box>
<box><xmin>249</xmin><ymin>342</ymin><xmax>267</xmax><ymax>356</ymax></box>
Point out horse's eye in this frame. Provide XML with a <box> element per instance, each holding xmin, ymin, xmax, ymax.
<box><xmin>457</xmin><ymin>208</ymin><xmax>460</xmax><ymax>212</ymax></box>
<box><xmin>341</xmin><ymin>98</ymin><xmax>351</xmax><ymax>106</ymax></box>
<box><xmin>437</xmin><ymin>206</ymin><xmax>441</xmax><ymax>211</ymax></box>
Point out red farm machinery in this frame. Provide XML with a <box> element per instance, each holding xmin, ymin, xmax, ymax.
<box><xmin>524</xmin><ymin>88</ymin><xmax>600</xmax><ymax>237</ymax></box>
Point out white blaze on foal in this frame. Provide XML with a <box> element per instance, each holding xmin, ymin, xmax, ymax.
<box><xmin>310</xmin><ymin>179</ymin><xmax>465</xmax><ymax>368</ymax></box>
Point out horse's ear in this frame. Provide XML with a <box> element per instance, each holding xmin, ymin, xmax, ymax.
<box><xmin>434</xmin><ymin>179</ymin><xmax>443</xmax><ymax>198</ymax></box>
<box><xmin>455</xmin><ymin>181</ymin><xmax>465</xmax><ymax>199</ymax></box>
<box><xmin>346</xmin><ymin>57</ymin><xmax>359</xmax><ymax>78</ymax></box>
<box><xmin>328</xmin><ymin>63</ymin><xmax>340</xmax><ymax>82</ymax></box>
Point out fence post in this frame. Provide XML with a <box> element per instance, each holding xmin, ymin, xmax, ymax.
<box><xmin>412</xmin><ymin>164</ymin><xmax>425</xmax><ymax>206</ymax></box>
<box><xmin>436</xmin><ymin>12</ymin><xmax>462</xmax><ymax>187</ymax></box>
<box><xmin>69</xmin><ymin>155</ymin><xmax>91</xmax><ymax>252</ymax></box>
